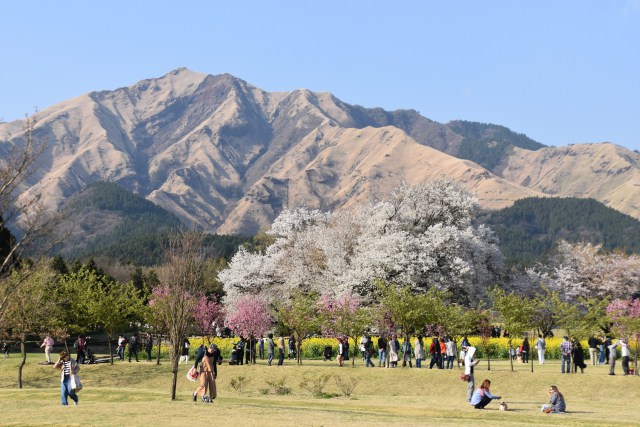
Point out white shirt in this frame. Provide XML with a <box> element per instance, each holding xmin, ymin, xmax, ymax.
<box><xmin>620</xmin><ymin>342</ymin><xmax>630</xmax><ymax>357</ymax></box>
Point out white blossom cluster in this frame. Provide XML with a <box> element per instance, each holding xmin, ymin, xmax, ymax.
<box><xmin>219</xmin><ymin>180</ymin><xmax>505</xmax><ymax>305</ymax></box>
<box><xmin>508</xmin><ymin>241</ymin><xmax>640</xmax><ymax>301</ymax></box>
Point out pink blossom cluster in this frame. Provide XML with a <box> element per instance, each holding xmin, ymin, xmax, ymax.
<box><xmin>194</xmin><ymin>297</ymin><xmax>225</xmax><ymax>337</ymax></box>
<box><xmin>224</xmin><ymin>295</ymin><xmax>272</xmax><ymax>337</ymax></box>
<box><xmin>606</xmin><ymin>298</ymin><xmax>640</xmax><ymax>319</ymax></box>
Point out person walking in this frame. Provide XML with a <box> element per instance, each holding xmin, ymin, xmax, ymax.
<box><xmin>401</xmin><ymin>337</ymin><xmax>413</xmax><ymax>368</ymax></box>
<box><xmin>598</xmin><ymin>338</ymin><xmax>606</xmax><ymax>364</ymax></box>
<box><xmin>2</xmin><ymin>341</ymin><xmax>9</xmax><ymax>357</ymax></box>
<box><xmin>145</xmin><ymin>333</ymin><xmax>154</xmax><ymax>361</ymax></box>
<box><xmin>588</xmin><ymin>336</ymin><xmax>600</xmax><ymax>366</ymax></box>
<box><xmin>388</xmin><ymin>335</ymin><xmax>399</xmax><ymax>368</ymax></box>
<box><xmin>463</xmin><ymin>344</ymin><xmax>480</xmax><ymax>402</ymax></box>
<box><xmin>620</xmin><ymin>339</ymin><xmax>632</xmax><ymax>375</ymax></box>
<box><xmin>277</xmin><ymin>336</ymin><xmax>285</xmax><ymax>366</ymax></box>
<box><xmin>41</xmin><ymin>335</ymin><xmax>55</xmax><ymax>364</ymax></box>
<box><xmin>414</xmin><ymin>336</ymin><xmax>424</xmax><ymax>368</ymax></box>
<box><xmin>535</xmin><ymin>334</ymin><xmax>546</xmax><ymax>364</ymax></box>
<box><xmin>235</xmin><ymin>337</ymin><xmax>245</xmax><ymax>365</ymax></box>
<box><xmin>179</xmin><ymin>337</ymin><xmax>190</xmax><ymax>364</ymax></box>
<box><xmin>445</xmin><ymin>337</ymin><xmax>456</xmax><ymax>369</ymax></box>
<box><xmin>377</xmin><ymin>335</ymin><xmax>387</xmax><ymax>367</ymax></box>
<box><xmin>608</xmin><ymin>339</ymin><xmax>620</xmax><ymax>375</ymax></box>
<box><xmin>429</xmin><ymin>337</ymin><xmax>441</xmax><ymax>369</ymax></box>
<box><xmin>560</xmin><ymin>336</ymin><xmax>572</xmax><ymax>374</ymax></box>
<box><xmin>521</xmin><ymin>337</ymin><xmax>530</xmax><ymax>364</ymax></box>
<box><xmin>364</xmin><ymin>336</ymin><xmax>376</xmax><ymax>367</ymax></box>
<box><xmin>128</xmin><ymin>333</ymin><xmax>140</xmax><ymax>362</ymax></box>
<box><xmin>117</xmin><ymin>335</ymin><xmax>127</xmax><ymax>361</ymax></box>
<box><xmin>53</xmin><ymin>351</ymin><xmax>79</xmax><ymax>406</ymax></box>
<box><xmin>192</xmin><ymin>343</ymin><xmax>222</xmax><ymax>403</ymax></box>
<box><xmin>288</xmin><ymin>335</ymin><xmax>296</xmax><ymax>361</ymax></box>
<box><xmin>258</xmin><ymin>335</ymin><xmax>265</xmax><ymax>360</ymax></box>
<box><xmin>74</xmin><ymin>335</ymin><xmax>86</xmax><ymax>365</ymax></box>
<box><xmin>604</xmin><ymin>336</ymin><xmax>612</xmax><ymax>364</ymax></box>
<box><xmin>337</xmin><ymin>337</ymin><xmax>345</xmax><ymax>367</ymax></box>
<box><xmin>359</xmin><ymin>336</ymin><xmax>367</xmax><ymax>361</ymax></box>
<box><xmin>267</xmin><ymin>333</ymin><xmax>275</xmax><ymax>366</ymax></box>
<box><xmin>572</xmin><ymin>338</ymin><xmax>586</xmax><ymax>374</ymax></box>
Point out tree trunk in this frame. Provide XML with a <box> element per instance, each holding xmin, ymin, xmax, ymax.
<box><xmin>108</xmin><ymin>336</ymin><xmax>114</xmax><ymax>365</ymax></box>
<box><xmin>351</xmin><ymin>336</ymin><xmax>356</xmax><ymax>367</ymax></box>
<box><xmin>296</xmin><ymin>337</ymin><xmax>302</xmax><ymax>365</ymax></box>
<box><xmin>18</xmin><ymin>335</ymin><xmax>26</xmax><ymax>389</ymax></box>
<box><xmin>487</xmin><ymin>356</ymin><xmax>491</xmax><ymax>371</ymax></box>
<box><xmin>170</xmin><ymin>346</ymin><xmax>179</xmax><ymax>400</ymax></box>
<box><xmin>531</xmin><ymin>350</ymin><xmax>534</xmax><ymax>373</ymax></box>
<box><xmin>156</xmin><ymin>333</ymin><xmax>162</xmax><ymax>365</ymax></box>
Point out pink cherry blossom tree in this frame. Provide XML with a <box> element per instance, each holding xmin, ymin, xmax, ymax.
<box><xmin>194</xmin><ymin>296</ymin><xmax>225</xmax><ymax>346</ymax></box>
<box><xmin>225</xmin><ymin>295</ymin><xmax>272</xmax><ymax>363</ymax></box>
<box><xmin>319</xmin><ymin>292</ymin><xmax>371</xmax><ymax>366</ymax></box>
<box><xmin>607</xmin><ymin>298</ymin><xmax>640</xmax><ymax>375</ymax></box>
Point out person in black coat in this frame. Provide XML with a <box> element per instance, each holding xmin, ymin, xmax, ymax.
<box><xmin>521</xmin><ymin>337</ymin><xmax>530</xmax><ymax>364</ymax></box>
<box><xmin>571</xmin><ymin>338</ymin><xmax>586</xmax><ymax>373</ymax></box>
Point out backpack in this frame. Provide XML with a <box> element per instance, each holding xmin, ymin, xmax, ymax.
<box><xmin>73</xmin><ymin>340</ymin><xmax>79</xmax><ymax>350</ymax></box>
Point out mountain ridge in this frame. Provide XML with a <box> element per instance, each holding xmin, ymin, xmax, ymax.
<box><xmin>1</xmin><ymin>68</ymin><xmax>639</xmax><ymax>235</ymax></box>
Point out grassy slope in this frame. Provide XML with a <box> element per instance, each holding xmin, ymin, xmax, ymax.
<box><xmin>0</xmin><ymin>354</ymin><xmax>639</xmax><ymax>426</ymax></box>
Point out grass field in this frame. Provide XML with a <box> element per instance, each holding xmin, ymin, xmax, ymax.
<box><xmin>1</xmin><ymin>353</ymin><xmax>639</xmax><ymax>426</ymax></box>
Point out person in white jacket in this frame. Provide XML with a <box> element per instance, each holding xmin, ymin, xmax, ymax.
<box><xmin>620</xmin><ymin>339</ymin><xmax>632</xmax><ymax>375</ymax></box>
<box><xmin>609</xmin><ymin>339</ymin><xmax>620</xmax><ymax>375</ymax></box>
<box><xmin>463</xmin><ymin>345</ymin><xmax>480</xmax><ymax>402</ymax></box>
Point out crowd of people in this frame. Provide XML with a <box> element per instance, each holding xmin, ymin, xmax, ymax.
<box><xmin>2</xmin><ymin>328</ymin><xmax>630</xmax><ymax>409</ymax></box>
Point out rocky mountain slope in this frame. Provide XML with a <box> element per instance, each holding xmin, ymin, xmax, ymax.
<box><xmin>1</xmin><ymin>68</ymin><xmax>639</xmax><ymax>234</ymax></box>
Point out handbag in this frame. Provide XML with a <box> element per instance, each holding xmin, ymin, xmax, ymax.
<box><xmin>71</xmin><ymin>374</ymin><xmax>83</xmax><ymax>392</ymax></box>
<box><xmin>186</xmin><ymin>367</ymin><xmax>199</xmax><ymax>382</ymax></box>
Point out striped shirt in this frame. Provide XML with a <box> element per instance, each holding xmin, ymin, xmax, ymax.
<box><xmin>63</xmin><ymin>360</ymin><xmax>72</xmax><ymax>376</ymax></box>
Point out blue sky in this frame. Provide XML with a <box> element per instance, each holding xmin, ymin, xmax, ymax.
<box><xmin>1</xmin><ymin>1</ymin><xmax>639</xmax><ymax>151</ymax></box>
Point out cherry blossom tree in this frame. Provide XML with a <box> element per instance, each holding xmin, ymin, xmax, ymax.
<box><xmin>149</xmin><ymin>231</ymin><xmax>206</xmax><ymax>400</ymax></box>
<box><xmin>219</xmin><ymin>180</ymin><xmax>504</xmax><ymax>306</ymax></box>
<box><xmin>277</xmin><ymin>290</ymin><xmax>321</xmax><ymax>365</ymax></box>
<box><xmin>490</xmin><ymin>288</ymin><xmax>535</xmax><ymax>372</ymax></box>
<box><xmin>224</xmin><ymin>295</ymin><xmax>272</xmax><ymax>363</ymax></box>
<box><xmin>607</xmin><ymin>298</ymin><xmax>640</xmax><ymax>375</ymax></box>
<box><xmin>540</xmin><ymin>241</ymin><xmax>640</xmax><ymax>301</ymax></box>
<box><xmin>319</xmin><ymin>292</ymin><xmax>371</xmax><ymax>366</ymax></box>
<box><xmin>194</xmin><ymin>296</ymin><xmax>225</xmax><ymax>345</ymax></box>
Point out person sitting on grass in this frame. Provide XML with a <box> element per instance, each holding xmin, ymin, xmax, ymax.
<box><xmin>470</xmin><ymin>379</ymin><xmax>501</xmax><ymax>409</ymax></box>
<box><xmin>541</xmin><ymin>385</ymin><xmax>566</xmax><ymax>414</ymax></box>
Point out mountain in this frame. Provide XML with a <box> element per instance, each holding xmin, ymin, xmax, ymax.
<box><xmin>1</xmin><ymin>68</ymin><xmax>639</xmax><ymax>235</ymax></box>
<box><xmin>481</xmin><ymin>197</ymin><xmax>640</xmax><ymax>267</ymax></box>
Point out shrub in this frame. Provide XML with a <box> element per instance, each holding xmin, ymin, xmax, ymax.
<box><xmin>333</xmin><ymin>375</ymin><xmax>359</xmax><ymax>398</ymax></box>
<box><xmin>265</xmin><ymin>377</ymin><xmax>291</xmax><ymax>395</ymax></box>
<box><xmin>229</xmin><ymin>376</ymin><xmax>250</xmax><ymax>393</ymax></box>
<box><xmin>299</xmin><ymin>374</ymin><xmax>331</xmax><ymax>397</ymax></box>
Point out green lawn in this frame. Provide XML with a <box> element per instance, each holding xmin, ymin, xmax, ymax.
<box><xmin>1</xmin><ymin>353</ymin><xmax>638</xmax><ymax>426</ymax></box>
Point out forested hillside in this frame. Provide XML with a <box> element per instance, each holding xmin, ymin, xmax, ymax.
<box><xmin>55</xmin><ymin>182</ymin><xmax>252</xmax><ymax>265</ymax></box>
<box><xmin>482</xmin><ymin>197</ymin><xmax>640</xmax><ymax>267</ymax></box>
<box><xmin>449</xmin><ymin>120</ymin><xmax>545</xmax><ymax>170</ymax></box>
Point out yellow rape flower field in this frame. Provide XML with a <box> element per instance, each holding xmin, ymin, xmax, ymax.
<box><xmin>1</xmin><ymin>346</ymin><xmax>639</xmax><ymax>427</ymax></box>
